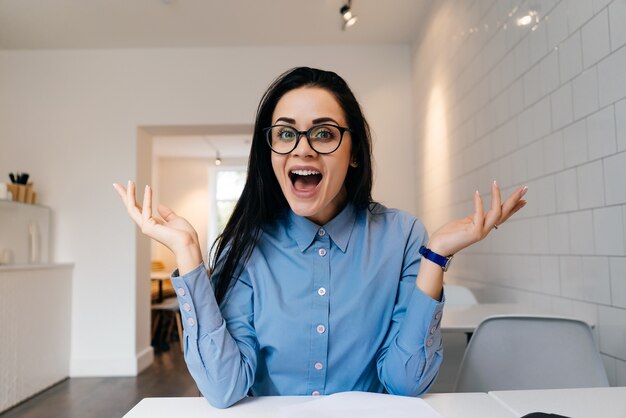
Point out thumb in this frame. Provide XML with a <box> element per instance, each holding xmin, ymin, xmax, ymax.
<box><xmin>157</xmin><ymin>204</ymin><xmax>177</xmax><ymax>222</ymax></box>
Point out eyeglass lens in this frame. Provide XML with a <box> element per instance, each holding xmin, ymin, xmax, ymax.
<box><xmin>267</xmin><ymin>125</ymin><xmax>342</xmax><ymax>154</ymax></box>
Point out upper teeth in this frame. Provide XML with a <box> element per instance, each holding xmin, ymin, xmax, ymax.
<box><xmin>291</xmin><ymin>170</ymin><xmax>320</xmax><ymax>176</ymax></box>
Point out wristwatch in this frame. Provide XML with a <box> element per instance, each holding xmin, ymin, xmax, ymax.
<box><xmin>419</xmin><ymin>245</ymin><xmax>453</xmax><ymax>272</ymax></box>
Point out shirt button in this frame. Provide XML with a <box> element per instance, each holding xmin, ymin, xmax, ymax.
<box><xmin>318</xmin><ymin>248</ymin><xmax>327</xmax><ymax>257</ymax></box>
<box><xmin>318</xmin><ymin>228</ymin><xmax>326</xmax><ymax>236</ymax></box>
<box><xmin>311</xmin><ymin>391</ymin><xmax>320</xmax><ymax>396</ymax></box>
<box><xmin>177</xmin><ymin>288</ymin><xmax>186</xmax><ymax>297</ymax></box>
<box><xmin>314</xmin><ymin>362</ymin><xmax>324</xmax><ymax>370</ymax></box>
<box><xmin>317</xmin><ymin>324</ymin><xmax>326</xmax><ymax>334</ymax></box>
<box><xmin>435</xmin><ymin>311</ymin><xmax>442</xmax><ymax>321</ymax></box>
<box><xmin>430</xmin><ymin>325</ymin><xmax>437</xmax><ymax>335</ymax></box>
<box><xmin>187</xmin><ymin>317</ymin><xmax>196</xmax><ymax>327</ymax></box>
<box><xmin>426</xmin><ymin>338</ymin><xmax>433</xmax><ymax>347</ymax></box>
<box><xmin>183</xmin><ymin>303</ymin><xmax>191</xmax><ymax>312</ymax></box>
<box><xmin>318</xmin><ymin>287</ymin><xmax>326</xmax><ymax>296</ymax></box>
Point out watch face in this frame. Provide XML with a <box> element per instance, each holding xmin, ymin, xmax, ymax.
<box><xmin>443</xmin><ymin>256</ymin><xmax>453</xmax><ymax>272</ymax></box>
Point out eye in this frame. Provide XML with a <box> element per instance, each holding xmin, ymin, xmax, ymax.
<box><xmin>311</xmin><ymin>125</ymin><xmax>338</xmax><ymax>142</ymax></box>
<box><xmin>275</xmin><ymin>127</ymin><xmax>296</xmax><ymax>141</ymax></box>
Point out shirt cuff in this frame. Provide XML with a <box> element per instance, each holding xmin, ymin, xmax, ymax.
<box><xmin>396</xmin><ymin>286</ymin><xmax>445</xmax><ymax>353</ymax></box>
<box><xmin>170</xmin><ymin>263</ymin><xmax>223</xmax><ymax>340</ymax></box>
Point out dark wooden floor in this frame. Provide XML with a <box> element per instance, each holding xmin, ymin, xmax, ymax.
<box><xmin>0</xmin><ymin>346</ymin><xmax>198</xmax><ymax>418</ymax></box>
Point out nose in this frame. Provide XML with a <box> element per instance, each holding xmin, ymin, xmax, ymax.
<box><xmin>292</xmin><ymin>131</ymin><xmax>317</xmax><ymax>157</ymax></box>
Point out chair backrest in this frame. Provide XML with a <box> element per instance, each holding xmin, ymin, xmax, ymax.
<box><xmin>444</xmin><ymin>284</ymin><xmax>478</xmax><ymax>306</ymax></box>
<box><xmin>454</xmin><ymin>315</ymin><xmax>609</xmax><ymax>392</ymax></box>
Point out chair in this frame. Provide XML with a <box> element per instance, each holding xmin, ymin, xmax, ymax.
<box><xmin>151</xmin><ymin>297</ymin><xmax>184</xmax><ymax>353</ymax></box>
<box><xmin>443</xmin><ymin>284</ymin><xmax>478</xmax><ymax>306</ymax></box>
<box><xmin>453</xmin><ymin>315</ymin><xmax>609</xmax><ymax>392</ymax></box>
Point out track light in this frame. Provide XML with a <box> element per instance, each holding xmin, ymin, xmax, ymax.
<box><xmin>203</xmin><ymin>136</ymin><xmax>222</xmax><ymax>166</ymax></box>
<box><xmin>340</xmin><ymin>1</ymin><xmax>358</xmax><ymax>30</ymax></box>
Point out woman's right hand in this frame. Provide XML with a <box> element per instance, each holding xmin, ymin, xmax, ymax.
<box><xmin>113</xmin><ymin>180</ymin><xmax>203</xmax><ymax>274</ymax></box>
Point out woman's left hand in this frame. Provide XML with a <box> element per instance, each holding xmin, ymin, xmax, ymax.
<box><xmin>426</xmin><ymin>181</ymin><xmax>528</xmax><ymax>256</ymax></box>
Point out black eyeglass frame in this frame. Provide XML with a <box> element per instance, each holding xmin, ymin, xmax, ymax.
<box><xmin>263</xmin><ymin>124</ymin><xmax>353</xmax><ymax>155</ymax></box>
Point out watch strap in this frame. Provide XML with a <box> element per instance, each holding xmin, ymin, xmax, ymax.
<box><xmin>419</xmin><ymin>245</ymin><xmax>452</xmax><ymax>272</ymax></box>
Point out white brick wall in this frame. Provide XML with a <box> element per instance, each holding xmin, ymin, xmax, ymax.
<box><xmin>412</xmin><ymin>0</ymin><xmax>626</xmax><ymax>385</ymax></box>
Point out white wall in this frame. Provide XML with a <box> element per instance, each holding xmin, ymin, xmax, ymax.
<box><xmin>412</xmin><ymin>0</ymin><xmax>626</xmax><ymax>385</ymax></box>
<box><xmin>0</xmin><ymin>45</ymin><xmax>413</xmax><ymax>375</ymax></box>
<box><xmin>153</xmin><ymin>157</ymin><xmax>210</xmax><ymax>271</ymax></box>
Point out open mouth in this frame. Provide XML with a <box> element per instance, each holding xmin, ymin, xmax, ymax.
<box><xmin>289</xmin><ymin>169</ymin><xmax>323</xmax><ymax>193</ymax></box>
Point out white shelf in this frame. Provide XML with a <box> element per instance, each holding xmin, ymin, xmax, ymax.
<box><xmin>0</xmin><ymin>199</ymin><xmax>49</xmax><ymax>209</ymax></box>
<box><xmin>0</xmin><ymin>262</ymin><xmax>73</xmax><ymax>272</ymax></box>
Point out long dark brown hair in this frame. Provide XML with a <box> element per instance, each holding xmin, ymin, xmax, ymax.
<box><xmin>210</xmin><ymin>67</ymin><xmax>374</xmax><ymax>304</ymax></box>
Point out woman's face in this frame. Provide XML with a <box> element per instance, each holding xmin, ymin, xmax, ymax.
<box><xmin>270</xmin><ymin>87</ymin><xmax>352</xmax><ymax>225</ymax></box>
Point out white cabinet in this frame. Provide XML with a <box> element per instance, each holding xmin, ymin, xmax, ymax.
<box><xmin>0</xmin><ymin>264</ymin><xmax>73</xmax><ymax>413</ymax></box>
<box><xmin>0</xmin><ymin>201</ymin><xmax>71</xmax><ymax>413</ymax></box>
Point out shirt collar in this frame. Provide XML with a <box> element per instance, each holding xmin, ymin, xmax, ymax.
<box><xmin>287</xmin><ymin>202</ymin><xmax>357</xmax><ymax>253</ymax></box>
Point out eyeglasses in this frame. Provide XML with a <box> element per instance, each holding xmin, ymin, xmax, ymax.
<box><xmin>264</xmin><ymin>124</ymin><xmax>352</xmax><ymax>155</ymax></box>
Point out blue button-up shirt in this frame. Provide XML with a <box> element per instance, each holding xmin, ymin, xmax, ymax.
<box><xmin>170</xmin><ymin>203</ymin><xmax>444</xmax><ymax>408</ymax></box>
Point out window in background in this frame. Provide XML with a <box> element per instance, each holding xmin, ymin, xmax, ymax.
<box><xmin>216</xmin><ymin>170</ymin><xmax>246</xmax><ymax>231</ymax></box>
<box><xmin>208</xmin><ymin>167</ymin><xmax>246</xmax><ymax>254</ymax></box>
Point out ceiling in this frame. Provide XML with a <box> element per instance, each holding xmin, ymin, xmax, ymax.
<box><xmin>0</xmin><ymin>0</ymin><xmax>431</xmax><ymax>49</ymax></box>
<box><xmin>1</xmin><ymin>1</ymin><xmax>432</xmax><ymax>159</ymax></box>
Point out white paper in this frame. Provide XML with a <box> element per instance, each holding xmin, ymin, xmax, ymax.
<box><xmin>278</xmin><ymin>391</ymin><xmax>442</xmax><ymax>418</ymax></box>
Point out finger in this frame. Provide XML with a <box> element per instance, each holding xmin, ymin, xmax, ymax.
<box><xmin>500</xmin><ymin>185</ymin><xmax>527</xmax><ymax>222</ymax></box>
<box><xmin>500</xmin><ymin>199</ymin><xmax>527</xmax><ymax>224</ymax></box>
<box><xmin>484</xmin><ymin>180</ymin><xmax>502</xmax><ymax>231</ymax></box>
<box><xmin>142</xmin><ymin>185</ymin><xmax>153</xmax><ymax>223</ymax></box>
<box><xmin>157</xmin><ymin>204</ymin><xmax>178</xmax><ymax>222</ymax></box>
<box><xmin>126</xmin><ymin>180</ymin><xmax>143</xmax><ymax>225</ymax></box>
<box><xmin>112</xmin><ymin>183</ymin><xmax>127</xmax><ymax>204</ymax></box>
<box><xmin>473</xmin><ymin>190</ymin><xmax>485</xmax><ymax>230</ymax></box>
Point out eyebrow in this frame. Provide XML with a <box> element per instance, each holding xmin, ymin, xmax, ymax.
<box><xmin>274</xmin><ymin>117</ymin><xmax>340</xmax><ymax>125</ymax></box>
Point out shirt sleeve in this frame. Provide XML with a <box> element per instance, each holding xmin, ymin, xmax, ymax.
<box><xmin>375</xmin><ymin>218</ymin><xmax>445</xmax><ymax>396</ymax></box>
<box><xmin>169</xmin><ymin>263</ymin><xmax>258</xmax><ymax>409</ymax></box>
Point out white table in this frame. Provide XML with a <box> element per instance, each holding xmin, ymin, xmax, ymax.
<box><xmin>441</xmin><ymin>303</ymin><xmax>595</xmax><ymax>333</ymax></box>
<box><xmin>123</xmin><ymin>393</ymin><xmax>516</xmax><ymax>418</ymax></box>
<box><xmin>489</xmin><ymin>386</ymin><xmax>626</xmax><ymax>418</ymax></box>
<box><xmin>424</xmin><ymin>393</ymin><xmax>515</xmax><ymax>417</ymax></box>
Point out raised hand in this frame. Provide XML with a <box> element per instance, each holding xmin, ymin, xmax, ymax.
<box><xmin>113</xmin><ymin>181</ymin><xmax>203</xmax><ymax>273</ymax></box>
<box><xmin>427</xmin><ymin>181</ymin><xmax>527</xmax><ymax>257</ymax></box>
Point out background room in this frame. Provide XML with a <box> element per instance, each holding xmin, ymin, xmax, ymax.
<box><xmin>1</xmin><ymin>0</ymin><xmax>625</xmax><ymax>416</ymax></box>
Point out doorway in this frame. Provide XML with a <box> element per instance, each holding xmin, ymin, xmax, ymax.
<box><xmin>135</xmin><ymin>124</ymin><xmax>252</xmax><ymax>365</ymax></box>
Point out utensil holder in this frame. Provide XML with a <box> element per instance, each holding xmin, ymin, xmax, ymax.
<box><xmin>25</xmin><ymin>184</ymin><xmax>34</xmax><ymax>204</ymax></box>
<box><xmin>6</xmin><ymin>184</ymin><xmax>34</xmax><ymax>203</ymax></box>
<box><xmin>17</xmin><ymin>185</ymin><xmax>27</xmax><ymax>203</ymax></box>
<box><xmin>7</xmin><ymin>184</ymin><xmax>19</xmax><ymax>201</ymax></box>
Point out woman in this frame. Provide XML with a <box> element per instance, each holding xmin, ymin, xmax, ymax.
<box><xmin>113</xmin><ymin>67</ymin><xmax>527</xmax><ymax>408</ymax></box>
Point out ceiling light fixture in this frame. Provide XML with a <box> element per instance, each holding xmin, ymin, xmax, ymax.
<box><xmin>203</xmin><ymin>136</ymin><xmax>223</xmax><ymax>166</ymax></box>
<box><xmin>340</xmin><ymin>0</ymin><xmax>358</xmax><ymax>31</ymax></box>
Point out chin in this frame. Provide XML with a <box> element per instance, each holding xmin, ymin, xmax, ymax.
<box><xmin>287</xmin><ymin>200</ymin><xmax>321</xmax><ymax>218</ymax></box>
